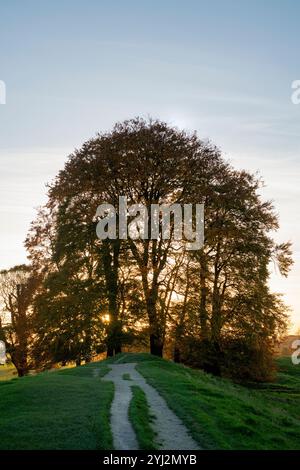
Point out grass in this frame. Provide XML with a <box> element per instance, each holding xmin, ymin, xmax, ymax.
<box><xmin>122</xmin><ymin>373</ymin><xmax>132</xmax><ymax>380</ymax></box>
<box><xmin>134</xmin><ymin>354</ymin><xmax>300</xmax><ymax>450</ymax></box>
<box><xmin>0</xmin><ymin>364</ymin><xmax>17</xmax><ymax>381</ymax></box>
<box><xmin>0</xmin><ymin>362</ymin><xmax>114</xmax><ymax>450</ymax></box>
<box><xmin>129</xmin><ymin>385</ymin><xmax>158</xmax><ymax>450</ymax></box>
<box><xmin>106</xmin><ymin>352</ymin><xmax>162</xmax><ymax>364</ymax></box>
<box><xmin>0</xmin><ymin>352</ymin><xmax>299</xmax><ymax>450</ymax></box>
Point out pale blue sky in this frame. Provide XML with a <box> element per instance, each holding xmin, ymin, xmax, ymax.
<box><xmin>0</xmin><ymin>0</ymin><xmax>299</xmax><ymax>330</ymax></box>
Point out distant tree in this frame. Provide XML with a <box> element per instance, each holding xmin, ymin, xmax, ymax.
<box><xmin>0</xmin><ymin>265</ymin><xmax>40</xmax><ymax>376</ymax></box>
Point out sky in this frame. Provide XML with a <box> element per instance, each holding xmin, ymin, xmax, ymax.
<box><xmin>0</xmin><ymin>0</ymin><xmax>299</xmax><ymax>331</ymax></box>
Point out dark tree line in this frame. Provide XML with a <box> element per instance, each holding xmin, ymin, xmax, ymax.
<box><xmin>0</xmin><ymin>118</ymin><xmax>293</xmax><ymax>380</ymax></box>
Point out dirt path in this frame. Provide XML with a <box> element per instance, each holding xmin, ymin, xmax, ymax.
<box><xmin>102</xmin><ymin>363</ymin><xmax>200</xmax><ymax>450</ymax></box>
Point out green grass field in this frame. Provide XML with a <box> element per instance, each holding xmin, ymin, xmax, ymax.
<box><xmin>0</xmin><ymin>363</ymin><xmax>113</xmax><ymax>450</ymax></box>
<box><xmin>135</xmin><ymin>355</ymin><xmax>300</xmax><ymax>450</ymax></box>
<box><xmin>0</xmin><ymin>354</ymin><xmax>299</xmax><ymax>450</ymax></box>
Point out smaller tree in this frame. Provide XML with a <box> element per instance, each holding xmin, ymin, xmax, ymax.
<box><xmin>0</xmin><ymin>265</ymin><xmax>39</xmax><ymax>376</ymax></box>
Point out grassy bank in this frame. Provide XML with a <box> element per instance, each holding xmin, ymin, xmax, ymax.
<box><xmin>0</xmin><ymin>353</ymin><xmax>298</xmax><ymax>450</ymax></box>
<box><xmin>0</xmin><ymin>363</ymin><xmax>113</xmax><ymax>450</ymax></box>
<box><xmin>134</xmin><ymin>355</ymin><xmax>300</xmax><ymax>450</ymax></box>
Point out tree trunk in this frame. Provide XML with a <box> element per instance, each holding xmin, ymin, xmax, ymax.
<box><xmin>173</xmin><ymin>322</ymin><xmax>184</xmax><ymax>363</ymax></box>
<box><xmin>106</xmin><ymin>346</ymin><xmax>114</xmax><ymax>357</ymax></box>
<box><xmin>106</xmin><ymin>320</ymin><xmax>122</xmax><ymax>357</ymax></box>
<box><xmin>10</xmin><ymin>348</ymin><xmax>29</xmax><ymax>377</ymax></box>
<box><xmin>147</xmin><ymin>291</ymin><xmax>164</xmax><ymax>357</ymax></box>
<box><xmin>150</xmin><ymin>333</ymin><xmax>163</xmax><ymax>357</ymax></box>
<box><xmin>211</xmin><ymin>287</ymin><xmax>223</xmax><ymax>343</ymax></box>
<box><xmin>199</xmin><ymin>256</ymin><xmax>209</xmax><ymax>339</ymax></box>
<box><xmin>103</xmin><ymin>239</ymin><xmax>122</xmax><ymax>356</ymax></box>
<box><xmin>211</xmin><ymin>241</ymin><xmax>222</xmax><ymax>343</ymax></box>
<box><xmin>173</xmin><ymin>346</ymin><xmax>181</xmax><ymax>363</ymax></box>
<box><xmin>173</xmin><ymin>265</ymin><xmax>190</xmax><ymax>363</ymax></box>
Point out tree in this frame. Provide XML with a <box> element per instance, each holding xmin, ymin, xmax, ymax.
<box><xmin>0</xmin><ymin>265</ymin><xmax>40</xmax><ymax>376</ymax></box>
<box><xmin>25</xmin><ymin>117</ymin><xmax>292</xmax><ymax>375</ymax></box>
<box><xmin>32</xmin><ymin>269</ymin><xmax>107</xmax><ymax>368</ymax></box>
<box><xmin>179</xmin><ymin>168</ymin><xmax>292</xmax><ymax>379</ymax></box>
<box><xmin>45</xmin><ymin>118</ymin><xmax>225</xmax><ymax>356</ymax></box>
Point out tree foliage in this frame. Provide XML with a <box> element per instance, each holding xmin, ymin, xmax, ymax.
<box><xmin>19</xmin><ymin>117</ymin><xmax>293</xmax><ymax>380</ymax></box>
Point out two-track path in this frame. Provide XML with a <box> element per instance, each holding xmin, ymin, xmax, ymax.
<box><xmin>102</xmin><ymin>362</ymin><xmax>200</xmax><ymax>450</ymax></box>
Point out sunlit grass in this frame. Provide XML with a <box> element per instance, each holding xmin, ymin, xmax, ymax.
<box><xmin>0</xmin><ymin>363</ymin><xmax>17</xmax><ymax>381</ymax></box>
<box><xmin>129</xmin><ymin>385</ymin><xmax>158</xmax><ymax>450</ymax></box>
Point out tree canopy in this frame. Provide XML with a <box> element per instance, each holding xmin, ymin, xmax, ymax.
<box><xmin>2</xmin><ymin>117</ymin><xmax>291</xmax><ymax>381</ymax></box>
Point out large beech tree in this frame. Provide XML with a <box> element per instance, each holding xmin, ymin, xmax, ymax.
<box><xmin>43</xmin><ymin>118</ymin><xmax>225</xmax><ymax>356</ymax></box>
<box><xmin>26</xmin><ymin>118</ymin><xmax>292</xmax><ymax>365</ymax></box>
